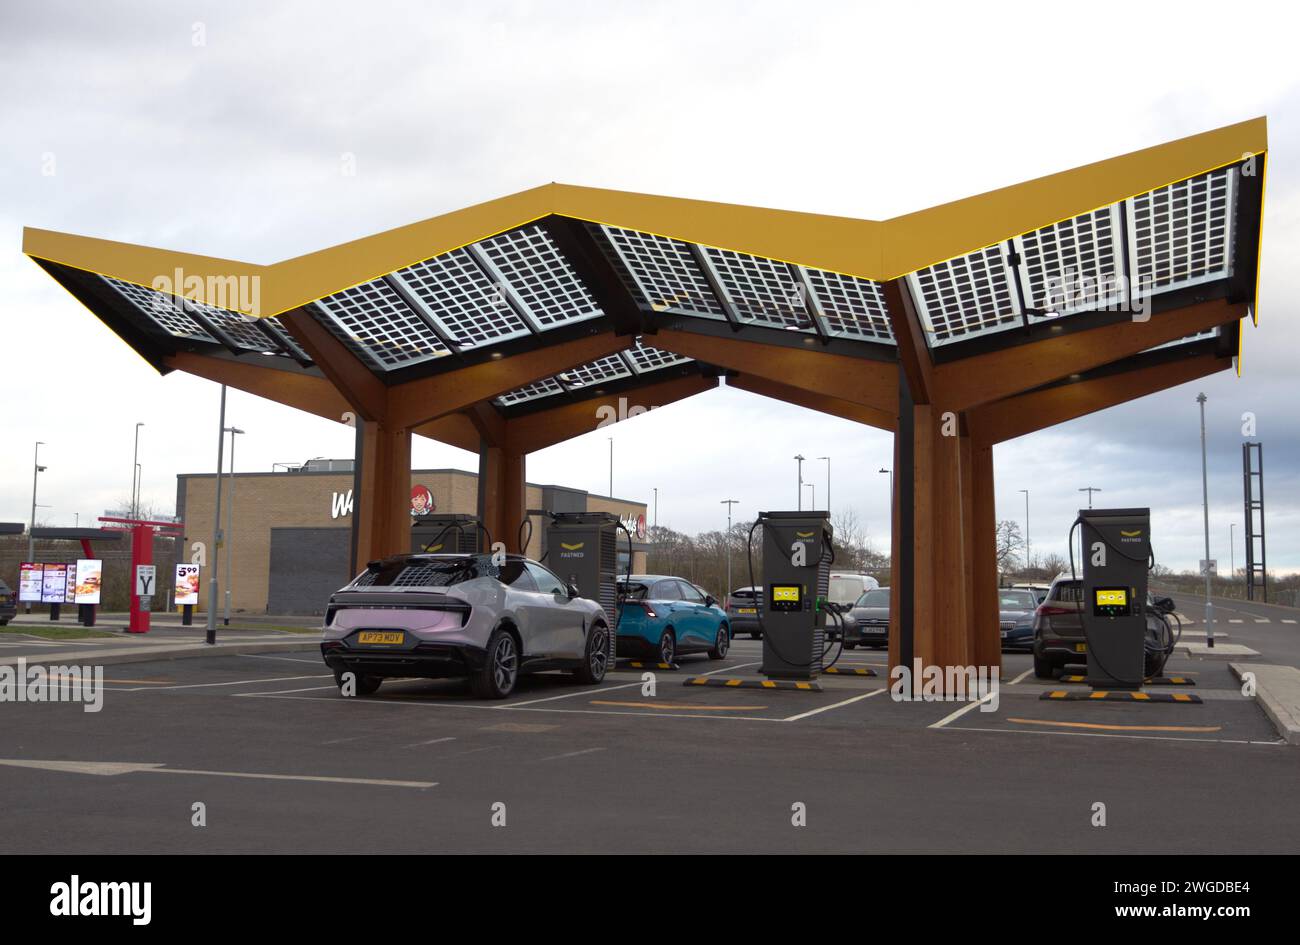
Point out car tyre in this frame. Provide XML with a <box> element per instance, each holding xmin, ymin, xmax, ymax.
<box><xmin>472</xmin><ymin>626</ymin><xmax>519</xmax><ymax>699</ymax></box>
<box><xmin>708</xmin><ymin>625</ymin><xmax>729</xmax><ymax>660</ymax></box>
<box><xmin>1032</xmin><ymin>650</ymin><xmax>1057</xmax><ymax>679</ymax></box>
<box><xmin>334</xmin><ymin>669</ymin><xmax>382</xmax><ymax>696</ymax></box>
<box><xmin>573</xmin><ymin>621</ymin><xmax>610</xmax><ymax>685</ymax></box>
<box><xmin>658</xmin><ymin>629</ymin><xmax>676</xmax><ymax>665</ymax></box>
<box><xmin>844</xmin><ymin>642</ymin><xmax>857</xmax><ymax>650</ymax></box>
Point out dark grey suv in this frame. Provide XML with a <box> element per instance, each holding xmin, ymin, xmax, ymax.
<box><xmin>1032</xmin><ymin>576</ymin><xmax>1178</xmax><ymax>679</ymax></box>
<box><xmin>0</xmin><ymin>579</ymin><xmax>15</xmax><ymax>626</ymax></box>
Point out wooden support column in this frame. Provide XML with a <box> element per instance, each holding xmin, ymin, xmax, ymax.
<box><xmin>969</xmin><ymin>440</ymin><xmax>1001</xmax><ymax>669</ymax></box>
<box><xmin>476</xmin><ymin>443</ymin><xmax>526</xmax><ymax>554</ymax></box>
<box><xmin>352</xmin><ymin>420</ymin><xmax>412</xmax><ymax>570</ymax></box>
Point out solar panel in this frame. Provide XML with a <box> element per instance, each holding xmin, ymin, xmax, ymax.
<box><xmin>1127</xmin><ymin>167</ymin><xmax>1235</xmax><ymax>297</ymax></box>
<box><xmin>494</xmin><ymin>376</ymin><xmax>566</xmax><ymax>406</ymax></box>
<box><xmin>800</xmin><ymin>267</ymin><xmax>895</xmax><ymax>341</ymax></box>
<box><xmin>906</xmin><ymin>245</ymin><xmax>1021</xmax><ymax>345</ymax></box>
<box><xmin>557</xmin><ymin>352</ymin><xmax>632</xmax><ymax>389</ymax></box>
<box><xmin>314</xmin><ymin>278</ymin><xmax>449</xmax><ymax>370</ymax></box>
<box><xmin>475</xmin><ymin>225</ymin><xmax>603</xmax><ymax>329</ymax></box>
<box><xmin>392</xmin><ymin>248</ymin><xmax>532</xmax><ymax>347</ymax></box>
<box><xmin>103</xmin><ymin>277</ymin><xmax>216</xmax><ymax>343</ymax></box>
<box><xmin>599</xmin><ymin>225</ymin><xmax>727</xmax><ymax>319</ymax></box>
<box><xmin>1015</xmin><ymin>205</ymin><xmax>1125</xmax><ymax>318</ymax></box>
<box><xmin>184</xmin><ymin>298</ymin><xmax>279</xmax><ymax>351</ymax></box>
<box><xmin>625</xmin><ymin>338</ymin><xmax>690</xmax><ymax>373</ymax></box>
<box><xmin>700</xmin><ymin>247</ymin><xmax>810</xmax><ymax>330</ymax></box>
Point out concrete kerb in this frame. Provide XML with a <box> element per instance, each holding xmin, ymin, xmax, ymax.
<box><xmin>0</xmin><ymin>639</ymin><xmax>318</xmax><ymax>669</ymax></box>
<box><xmin>1229</xmin><ymin>662</ymin><xmax>1300</xmax><ymax>746</ymax></box>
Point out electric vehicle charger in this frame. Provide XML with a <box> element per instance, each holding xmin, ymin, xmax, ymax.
<box><xmin>1067</xmin><ymin>508</ymin><xmax>1166</xmax><ymax>690</ymax></box>
<box><xmin>745</xmin><ymin>513</ymin><xmax>837</xmax><ymax>678</ymax></box>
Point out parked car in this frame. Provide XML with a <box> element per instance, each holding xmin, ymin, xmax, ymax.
<box><xmin>1010</xmin><ymin>582</ymin><xmax>1051</xmax><ymax>605</ymax></box>
<box><xmin>1031</xmin><ymin>576</ymin><xmax>1177</xmax><ymax>679</ymax></box>
<box><xmin>726</xmin><ymin>586</ymin><xmax>762</xmax><ymax>638</ymax></box>
<box><xmin>0</xmin><ymin>579</ymin><xmax>16</xmax><ymax>626</ymax></box>
<box><xmin>998</xmin><ymin>587</ymin><xmax>1039</xmax><ymax>651</ymax></box>
<box><xmin>617</xmin><ymin>575</ymin><xmax>730</xmax><ymax>664</ymax></box>
<box><xmin>319</xmin><ymin>553</ymin><xmax>610</xmax><ymax>699</ymax></box>
<box><xmin>846</xmin><ymin>586</ymin><xmax>890</xmax><ymax>649</ymax></box>
<box><xmin>828</xmin><ymin>571</ymin><xmax>880</xmax><ymax>609</ymax></box>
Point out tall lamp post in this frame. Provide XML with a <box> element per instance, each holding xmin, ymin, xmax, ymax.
<box><xmin>28</xmin><ymin>441</ymin><xmax>46</xmax><ymax>613</ymax></box>
<box><xmin>652</xmin><ymin>488</ymin><xmax>658</xmax><ymax>529</ymax></box>
<box><xmin>1019</xmin><ymin>489</ymin><xmax>1030</xmax><ymax>572</ymax></box>
<box><xmin>817</xmin><ymin>456</ymin><xmax>831</xmax><ymax>520</ymax></box>
<box><xmin>206</xmin><ymin>386</ymin><xmax>227</xmax><ymax>645</ymax></box>
<box><xmin>1197</xmin><ymin>392</ymin><xmax>1214</xmax><ymax>647</ymax></box>
<box><xmin>1230</xmin><ymin>523</ymin><xmax>1236</xmax><ymax>580</ymax></box>
<box><xmin>222</xmin><ymin>425</ymin><xmax>245</xmax><ymax>626</ymax></box>
<box><xmin>794</xmin><ymin>454</ymin><xmax>805</xmax><ymax>510</ymax></box>
<box><xmin>720</xmin><ymin>499</ymin><xmax>739</xmax><ymax>594</ymax></box>
<box><xmin>131</xmin><ymin>422</ymin><xmax>145</xmax><ymax>519</ymax></box>
<box><xmin>1078</xmin><ymin>486</ymin><xmax>1101</xmax><ymax>509</ymax></box>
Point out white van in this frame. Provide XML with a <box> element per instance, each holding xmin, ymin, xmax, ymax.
<box><xmin>828</xmin><ymin>571</ymin><xmax>881</xmax><ymax>607</ymax></box>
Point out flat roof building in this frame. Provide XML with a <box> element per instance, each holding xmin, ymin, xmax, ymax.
<box><xmin>176</xmin><ymin>462</ymin><xmax>647</xmax><ymax>615</ymax></box>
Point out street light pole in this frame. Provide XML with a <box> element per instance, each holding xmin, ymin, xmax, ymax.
<box><xmin>1197</xmin><ymin>392</ymin><xmax>1214</xmax><ymax>648</ymax></box>
<box><xmin>652</xmin><ymin>488</ymin><xmax>658</xmax><ymax>529</ymax></box>
<box><xmin>607</xmin><ymin>437</ymin><xmax>613</xmax><ymax>496</ymax></box>
<box><xmin>131</xmin><ymin>422</ymin><xmax>144</xmax><ymax>520</ymax></box>
<box><xmin>794</xmin><ymin>454</ymin><xmax>805</xmax><ymax>510</ymax></box>
<box><xmin>721</xmin><ymin>499</ymin><xmax>739</xmax><ymax>593</ymax></box>
<box><xmin>805</xmin><ymin>482</ymin><xmax>815</xmax><ymax>510</ymax></box>
<box><xmin>222</xmin><ymin>425</ymin><xmax>245</xmax><ymax>626</ymax></box>
<box><xmin>817</xmin><ymin>456</ymin><xmax>831</xmax><ymax>519</ymax></box>
<box><xmin>1230</xmin><ymin>523</ymin><xmax>1236</xmax><ymax>580</ymax></box>
<box><xmin>1078</xmin><ymin>486</ymin><xmax>1101</xmax><ymax>509</ymax></box>
<box><xmin>1019</xmin><ymin>489</ymin><xmax>1030</xmax><ymax>572</ymax></box>
<box><xmin>206</xmin><ymin>385</ymin><xmax>227</xmax><ymax>646</ymax></box>
<box><xmin>27</xmin><ymin>441</ymin><xmax>45</xmax><ymax>614</ymax></box>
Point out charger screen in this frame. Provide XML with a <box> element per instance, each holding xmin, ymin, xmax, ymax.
<box><xmin>1093</xmin><ymin>587</ymin><xmax>1131</xmax><ymax>617</ymax></box>
<box><xmin>769</xmin><ymin>584</ymin><xmax>802</xmax><ymax>612</ymax></box>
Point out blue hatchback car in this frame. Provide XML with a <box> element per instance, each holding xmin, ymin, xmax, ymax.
<box><xmin>616</xmin><ymin>575</ymin><xmax>730</xmax><ymax>665</ymax></box>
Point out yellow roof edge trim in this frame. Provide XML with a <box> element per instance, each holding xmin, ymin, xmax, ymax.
<box><xmin>21</xmin><ymin>118</ymin><xmax>1266</xmax><ymax>314</ymax></box>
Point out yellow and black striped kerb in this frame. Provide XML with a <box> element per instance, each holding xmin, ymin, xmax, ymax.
<box><xmin>821</xmin><ymin>666</ymin><xmax>879</xmax><ymax>677</ymax></box>
<box><xmin>1040</xmin><ymin>690</ymin><xmax>1202</xmax><ymax>704</ymax></box>
<box><xmin>617</xmin><ymin>660</ymin><xmax>679</xmax><ymax>671</ymax></box>
<box><xmin>683</xmin><ymin>677</ymin><xmax>822</xmax><ymax>692</ymax></box>
<box><xmin>1058</xmin><ymin>675</ymin><xmax>1196</xmax><ymax>686</ymax></box>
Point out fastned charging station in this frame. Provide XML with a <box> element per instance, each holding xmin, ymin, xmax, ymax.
<box><xmin>543</xmin><ymin>511</ymin><xmax>624</xmax><ymax>672</ymax></box>
<box><xmin>1078</xmin><ymin>507</ymin><xmax>1151</xmax><ymax>690</ymax></box>
<box><xmin>756</xmin><ymin>510</ymin><xmax>832</xmax><ymax>681</ymax></box>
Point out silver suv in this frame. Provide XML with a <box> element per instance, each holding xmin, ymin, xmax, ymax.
<box><xmin>320</xmin><ymin>553</ymin><xmax>610</xmax><ymax>699</ymax></box>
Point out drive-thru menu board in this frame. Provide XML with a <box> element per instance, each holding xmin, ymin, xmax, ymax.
<box><xmin>41</xmin><ymin>563</ymin><xmax>68</xmax><ymax>603</ymax></box>
<box><xmin>18</xmin><ymin>562</ymin><xmax>42</xmax><ymax>602</ymax></box>
<box><xmin>74</xmin><ymin>559</ymin><xmax>103</xmax><ymax>605</ymax></box>
<box><xmin>174</xmin><ymin>563</ymin><xmax>200</xmax><ymax>606</ymax></box>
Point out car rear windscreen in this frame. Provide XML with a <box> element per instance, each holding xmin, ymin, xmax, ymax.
<box><xmin>352</xmin><ymin>556</ymin><xmax>487</xmax><ymax>588</ymax></box>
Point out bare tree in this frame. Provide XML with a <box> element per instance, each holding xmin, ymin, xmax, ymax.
<box><xmin>995</xmin><ymin>520</ymin><xmax>1022</xmax><ymax>574</ymax></box>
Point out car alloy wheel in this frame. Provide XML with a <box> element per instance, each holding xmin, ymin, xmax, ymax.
<box><xmin>492</xmin><ymin>633</ymin><xmax>518</xmax><ymax>693</ymax></box>
<box><xmin>715</xmin><ymin>628</ymin><xmax>729</xmax><ymax>657</ymax></box>
<box><xmin>659</xmin><ymin>631</ymin><xmax>675</xmax><ymax>665</ymax></box>
<box><xmin>588</xmin><ymin>624</ymin><xmax>608</xmax><ymax>679</ymax></box>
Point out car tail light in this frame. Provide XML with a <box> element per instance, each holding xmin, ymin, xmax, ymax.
<box><xmin>1036</xmin><ymin>604</ymin><xmax>1074</xmax><ymax>617</ymax></box>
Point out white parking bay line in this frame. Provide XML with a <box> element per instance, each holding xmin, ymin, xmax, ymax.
<box><xmin>1007</xmin><ymin>668</ymin><xmax>1033</xmax><ymax>685</ymax></box>
<box><xmin>784</xmin><ymin>686</ymin><xmax>886</xmax><ymax>722</ymax></box>
<box><xmin>537</xmin><ymin>747</ymin><xmax>605</xmax><ymax>762</ymax></box>
<box><xmin>505</xmin><ymin>682</ymin><xmax>640</xmax><ymax>707</ymax></box>
<box><xmin>403</xmin><ymin>736</ymin><xmax>457</xmax><ymax>748</ymax></box>
<box><xmin>129</xmin><ymin>673</ymin><xmax>333</xmax><ymax>692</ymax></box>
<box><xmin>239</xmin><ymin>654</ymin><xmax>325</xmax><ymax>664</ymax></box>
<box><xmin>929</xmin><ymin>690</ymin><xmax>998</xmax><ymax>729</ymax></box>
<box><xmin>235</xmin><ymin>685</ymin><xmax>339</xmax><ymax>697</ymax></box>
<box><xmin>1284</xmin><ymin>619</ymin><xmax>1297</xmax><ymax>625</ymax></box>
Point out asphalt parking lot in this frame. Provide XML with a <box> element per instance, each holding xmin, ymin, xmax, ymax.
<box><xmin>2</xmin><ymin>635</ymin><xmax>1297</xmax><ymax>853</ymax></box>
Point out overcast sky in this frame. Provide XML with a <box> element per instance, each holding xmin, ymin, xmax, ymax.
<box><xmin>1</xmin><ymin>0</ymin><xmax>1296</xmax><ymax>574</ymax></box>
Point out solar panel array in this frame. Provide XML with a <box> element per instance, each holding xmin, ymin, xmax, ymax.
<box><xmin>908</xmin><ymin>166</ymin><xmax>1238</xmax><ymax>346</ymax></box>
<box><xmin>96</xmin><ymin>163</ymin><xmax>1243</xmax><ymax>395</ymax></box>
<box><xmin>493</xmin><ymin>338</ymin><xmax>690</xmax><ymax>407</ymax></box>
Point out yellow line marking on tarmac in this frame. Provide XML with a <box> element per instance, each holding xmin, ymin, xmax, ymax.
<box><xmin>1007</xmin><ymin>717</ymin><xmax>1222</xmax><ymax>733</ymax></box>
<box><xmin>591</xmin><ymin>700</ymin><xmax>767</xmax><ymax>711</ymax></box>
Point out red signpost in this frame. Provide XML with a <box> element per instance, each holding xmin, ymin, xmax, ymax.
<box><xmin>98</xmin><ymin>516</ymin><xmax>184</xmax><ymax>634</ymax></box>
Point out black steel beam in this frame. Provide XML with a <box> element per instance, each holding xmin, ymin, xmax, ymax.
<box><xmin>541</xmin><ymin>217</ymin><xmax>649</xmax><ymax>337</ymax></box>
